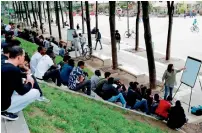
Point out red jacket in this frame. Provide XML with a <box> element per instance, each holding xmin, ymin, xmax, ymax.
<box><xmin>155</xmin><ymin>100</ymin><xmax>171</xmax><ymax>118</ymax></box>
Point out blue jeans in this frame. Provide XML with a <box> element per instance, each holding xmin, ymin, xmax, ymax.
<box><xmin>164</xmin><ymin>85</ymin><xmax>173</xmax><ymax>100</ymax></box>
<box><xmin>133</xmin><ymin>99</ymin><xmax>149</xmax><ymax>113</ymax></box>
<box><xmin>108</xmin><ymin>93</ymin><xmax>126</xmax><ymax>107</ymax></box>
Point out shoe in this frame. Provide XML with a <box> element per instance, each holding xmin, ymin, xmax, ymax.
<box><xmin>37</xmin><ymin>96</ymin><xmax>50</xmax><ymax>103</ymax></box>
<box><xmin>1</xmin><ymin>112</ymin><xmax>19</xmax><ymax>121</ymax></box>
<box><xmin>94</xmin><ymin>49</ymin><xmax>96</xmax><ymax>50</ymax></box>
<box><xmin>100</xmin><ymin>48</ymin><xmax>102</xmax><ymax>50</ymax></box>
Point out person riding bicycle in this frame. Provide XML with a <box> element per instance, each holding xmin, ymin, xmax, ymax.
<box><xmin>192</xmin><ymin>18</ymin><xmax>198</xmax><ymax>28</ymax></box>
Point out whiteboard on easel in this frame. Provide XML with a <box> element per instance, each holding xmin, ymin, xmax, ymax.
<box><xmin>181</xmin><ymin>56</ymin><xmax>202</xmax><ymax>88</ymax></box>
<box><xmin>67</xmin><ymin>29</ymin><xmax>75</xmax><ymax>41</ymax></box>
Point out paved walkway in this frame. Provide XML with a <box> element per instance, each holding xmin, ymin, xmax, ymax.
<box><xmin>37</xmin><ymin>20</ymin><xmax>202</xmax><ymax>123</ymax></box>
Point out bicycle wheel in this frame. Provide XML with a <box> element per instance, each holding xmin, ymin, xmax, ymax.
<box><xmin>195</xmin><ymin>27</ymin><xmax>199</xmax><ymax>33</ymax></box>
<box><xmin>190</xmin><ymin>26</ymin><xmax>194</xmax><ymax>32</ymax></box>
<box><xmin>84</xmin><ymin>48</ymin><xmax>92</xmax><ymax>60</ymax></box>
<box><xmin>124</xmin><ymin>31</ymin><xmax>130</xmax><ymax>38</ymax></box>
<box><xmin>131</xmin><ymin>31</ymin><xmax>136</xmax><ymax>39</ymax></box>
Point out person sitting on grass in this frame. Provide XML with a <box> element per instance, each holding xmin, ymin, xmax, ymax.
<box><xmin>126</xmin><ymin>82</ymin><xmax>150</xmax><ymax>114</ymax></box>
<box><xmin>151</xmin><ymin>94</ymin><xmax>160</xmax><ymax>114</ymax></box>
<box><xmin>95</xmin><ymin>72</ymin><xmax>111</xmax><ymax>98</ymax></box>
<box><xmin>155</xmin><ymin>96</ymin><xmax>172</xmax><ymax>120</ymax></box>
<box><xmin>1</xmin><ymin>43</ymin><xmax>12</xmax><ymax>64</ymax></box>
<box><xmin>91</xmin><ymin>70</ymin><xmax>101</xmax><ymax>91</ymax></box>
<box><xmin>30</xmin><ymin>46</ymin><xmax>46</xmax><ymax>74</ymax></box>
<box><xmin>1</xmin><ymin>46</ymin><xmax>40</xmax><ymax>121</ymax></box>
<box><xmin>34</xmin><ymin>49</ymin><xmax>62</xmax><ymax>86</ymax></box>
<box><xmin>58</xmin><ymin>55</ymin><xmax>71</xmax><ymax>69</ymax></box>
<box><xmin>19</xmin><ymin>52</ymin><xmax>50</xmax><ymax>103</ymax></box>
<box><xmin>102</xmin><ymin>77</ymin><xmax>126</xmax><ymax>107</ymax></box>
<box><xmin>60</xmin><ymin>59</ymin><xmax>75</xmax><ymax>86</ymax></box>
<box><xmin>145</xmin><ymin>88</ymin><xmax>153</xmax><ymax>112</ymax></box>
<box><xmin>68</xmin><ymin>61</ymin><xmax>92</xmax><ymax>96</ymax></box>
<box><xmin>167</xmin><ymin>100</ymin><xmax>187</xmax><ymax>129</ymax></box>
<box><xmin>14</xmin><ymin>25</ymin><xmax>22</xmax><ymax>37</ymax></box>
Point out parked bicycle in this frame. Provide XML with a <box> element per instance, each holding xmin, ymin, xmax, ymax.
<box><xmin>124</xmin><ymin>29</ymin><xmax>135</xmax><ymax>39</ymax></box>
<box><xmin>190</xmin><ymin>25</ymin><xmax>199</xmax><ymax>33</ymax></box>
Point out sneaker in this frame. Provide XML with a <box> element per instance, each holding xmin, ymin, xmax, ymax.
<box><xmin>37</xmin><ymin>96</ymin><xmax>50</xmax><ymax>103</ymax></box>
<box><xmin>1</xmin><ymin>112</ymin><xmax>19</xmax><ymax>121</ymax></box>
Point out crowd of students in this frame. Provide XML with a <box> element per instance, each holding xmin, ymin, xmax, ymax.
<box><xmin>1</xmin><ymin>21</ymin><xmax>187</xmax><ymax>130</ymax></box>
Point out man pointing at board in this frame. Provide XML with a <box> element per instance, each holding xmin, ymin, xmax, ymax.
<box><xmin>162</xmin><ymin>64</ymin><xmax>186</xmax><ymax>100</ymax></box>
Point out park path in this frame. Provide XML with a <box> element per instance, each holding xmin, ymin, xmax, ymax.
<box><xmin>37</xmin><ymin>18</ymin><xmax>202</xmax><ymax>123</ymax></box>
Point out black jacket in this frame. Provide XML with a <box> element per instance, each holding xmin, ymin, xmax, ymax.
<box><xmin>167</xmin><ymin>106</ymin><xmax>186</xmax><ymax>129</ymax></box>
<box><xmin>115</xmin><ymin>32</ymin><xmax>121</xmax><ymax>40</ymax></box>
<box><xmin>102</xmin><ymin>83</ymin><xmax>119</xmax><ymax>100</ymax></box>
<box><xmin>126</xmin><ymin>89</ymin><xmax>142</xmax><ymax>107</ymax></box>
<box><xmin>1</xmin><ymin>63</ymin><xmax>32</xmax><ymax>111</ymax></box>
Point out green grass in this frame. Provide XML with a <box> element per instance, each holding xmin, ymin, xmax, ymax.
<box><xmin>24</xmin><ymin>83</ymin><xmax>165</xmax><ymax>133</ymax></box>
<box><xmin>2</xmin><ymin>16</ymin><xmax>9</xmax><ymax>24</ymax></box>
<box><xmin>17</xmin><ymin>37</ymin><xmax>93</xmax><ymax>77</ymax></box>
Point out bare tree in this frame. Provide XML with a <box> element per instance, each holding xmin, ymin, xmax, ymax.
<box><xmin>47</xmin><ymin>1</ymin><xmax>52</xmax><ymax>35</ymax></box>
<box><xmin>95</xmin><ymin>1</ymin><xmax>98</xmax><ymax>30</ymax></box>
<box><xmin>23</xmin><ymin>2</ymin><xmax>29</xmax><ymax>26</ymax></box>
<box><xmin>141</xmin><ymin>1</ymin><xmax>156</xmax><ymax>89</ymax></box>
<box><xmin>55</xmin><ymin>1</ymin><xmax>62</xmax><ymax>39</ymax></box>
<box><xmin>68</xmin><ymin>1</ymin><xmax>74</xmax><ymax>29</ymax></box>
<box><xmin>31</xmin><ymin>1</ymin><xmax>37</xmax><ymax>25</ymax></box>
<box><xmin>26</xmin><ymin>2</ymin><xmax>32</xmax><ymax>26</ymax></box>
<box><xmin>38</xmin><ymin>1</ymin><xmax>43</xmax><ymax>34</ymax></box>
<box><xmin>81</xmin><ymin>1</ymin><xmax>85</xmax><ymax>34</ymax></box>
<box><xmin>59</xmin><ymin>1</ymin><xmax>65</xmax><ymax>28</ymax></box>
<box><xmin>109</xmin><ymin>1</ymin><xmax>118</xmax><ymax>69</ymax></box>
<box><xmin>43</xmin><ymin>2</ymin><xmax>46</xmax><ymax>22</ymax></box>
<box><xmin>135</xmin><ymin>2</ymin><xmax>140</xmax><ymax>51</ymax></box>
<box><xmin>85</xmin><ymin>1</ymin><xmax>92</xmax><ymax>55</ymax></box>
<box><xmin>166</xmin><ymin>1</ymin><xmax>174</xmax><ymax>60</ymax></box>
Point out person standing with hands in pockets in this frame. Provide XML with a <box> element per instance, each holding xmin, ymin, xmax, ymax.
<box><xmin>162</xmin><ymin>64</ymin><xmax>186</xmax><ymax>100</ymax></box>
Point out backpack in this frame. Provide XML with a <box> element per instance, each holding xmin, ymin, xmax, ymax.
<box><xmin>191</xmin><ymin>105</ymin><xmax>202</xmax><ymax>116</ymax></box>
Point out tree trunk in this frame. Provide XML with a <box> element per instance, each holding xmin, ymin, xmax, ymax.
<box><xmin>135</xmin><ymin>2</ymin><xmax>140</xmax><ymax>51</ymax></box>
<box><xmin>68</xmin><ymin>1</ymin><xmax>74</xmax><ymax>29</ymax></box>
<box><xmin>81</xmin><ymin>1</ymin><xmax>85</xmax><ymax>34</ymax></box>
<box><xmin>35</xmin><ymin>1</ymin><xmax>38</xmax><ymax>20</ymax></box>
<box><xmin>59</xmin><ymin>1</ymin><xmax>65</xmax><ymax>28</ymax></box>
<box><xmin>12</xmin><ymin>2</ymin><xmax>17</xmax><ymax>21</ymax></box>
<box><xmin>26</xmin><ymin>2</ymin><xmax>32</xmax><ymax>26</ymax></box>
<box><xmin>14</xmin><ymin>2</ymin><xmax>20</xmax><ymax>22</ymax></box>
<box><xmin>95</xmin><ymin>1</ymin><xmax>98</xmax><ymax>30</ymax></box>
<box><xmin>19</xmin><ymin>2</ymin><xmax>25</xmax><ymax>22</ymax></box>
<box><xmin>18</xmin><ymin>2</ymin><xmax>22</xmax><ymax>21</ymax></box>
<box><xmin>31</xmin><ymin>1</ymin><xmax>37</xmax><ymax>25</ymax></box>
<box><xmin>47</xmin><ymin>1</ymin><xmax>52</xmax><ymax>36</ymax></box>
<box><xmin>38</xmin><ymin>1</ymin><xmax>43</xmax><ymax>34</ymax></box>
<box><xmin>109</xmin><ymin>1</ymin><xmax>118</xmax><ymax>70</ymax></box>
<box><xmin>23</xmin><ymin>2</ymin><xmax>29</xmax><ymax>26</ymax></box>
<box><xmin>166</xmin><ymin>1</ymin><xmax>174</xmax><ymax>60</ymax></box>
<box><xmin>43</xmin><ymin>2</ymin><xmax>46</xmax><ymax>22</ymax></box>
<box><xmin>85</xmin><ymin>1</ymin><xmax>92</xmax><ymax>55</ymax></box>
<box><xmin>127</xmin><ymin>1</ymin><xmax>129</xmax><ymax>37</ymax></box>
<box><xmin>55</xmin><ymin>1</ymin><xmax>62</xmax><ymax>40</ymax></box>
<box><xmin>141</xmin><ymin>1</ymin><xmax>156</xmax><ymax>89</ymax></box>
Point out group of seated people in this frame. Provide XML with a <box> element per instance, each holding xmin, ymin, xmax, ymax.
<box><xmin>89</xmin><ymin>70</ymin><xmax>187</xmax><ymax>129</ymax></box>
<box><xmin>1</xmin><ymin>21</ymin><xmax>187</xmax><ymax>129</ymax></box>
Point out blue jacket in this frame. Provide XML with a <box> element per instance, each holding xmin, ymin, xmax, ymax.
<box><xmin>60</xmin><ymin>64</ymin><xmax>73</xmax><ymax>85</ymax></box>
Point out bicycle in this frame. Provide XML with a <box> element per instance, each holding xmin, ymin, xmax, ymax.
<box><xmin>82</xmin><ymin>44</ymin><xmax>92</xmax><ymax>60</ymax></box>
<box><xmin>124</xmin><ymin>29</ymin><xmax>135</xmax><ymax>39</ymax></box>
<box><xmin>190</xmin><ymin>25</ymin><xmax>199</xmax><ymax>33</ymax></box>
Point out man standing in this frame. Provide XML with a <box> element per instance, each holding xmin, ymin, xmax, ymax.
<box><xmin>79</xmin><ymin>33</ymin><xmax>86</xmax><ymax>55</ymax></box>
<box><xmin>115</xmin><ymin>30</ymin><xmax>121</xmax><ymax>50</ymax></box>
<box><xmin>1</xmin><ymin>46</ymin><xmax>40</xmax><ymax>120</ymax></box>
<box><xmin>68</xmin><ymin>61</ymin><xmax>91</xmax><ymax>96</ymax></box>
<box><xmin>94</xmin><ymin>29</ymin><xmax>102</xmax><ymax>50</ymax></box>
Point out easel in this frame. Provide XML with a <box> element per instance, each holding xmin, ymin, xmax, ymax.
<box><xmin>173</xmin><ymin>76</ymin><xmax>202</xmax><ymax>112</ymax></box>
<box><xmin>172</xmin><ymin>56</ymin><xmax>202</xmax><ymax>113</ymax></box>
